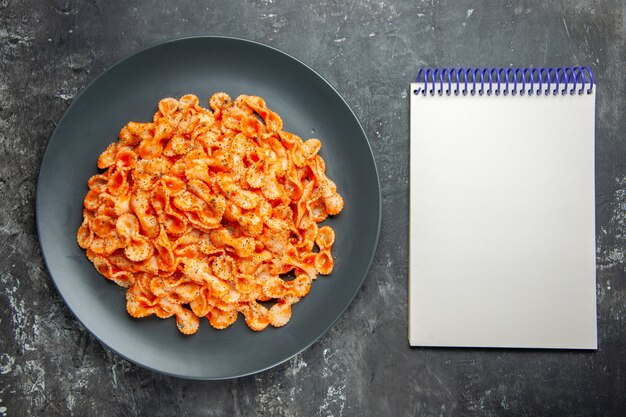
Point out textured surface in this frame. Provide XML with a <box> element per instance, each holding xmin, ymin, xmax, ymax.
<box><xmin>1</xmin><ymin>0</ymin><xmax>625</xmax><ymax>416</ymax></box>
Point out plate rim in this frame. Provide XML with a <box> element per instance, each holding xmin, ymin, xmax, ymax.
<box><xmin>35</xmin><ymin>35</ymin><xmax>382</xmax><ymax>380</ymax></box>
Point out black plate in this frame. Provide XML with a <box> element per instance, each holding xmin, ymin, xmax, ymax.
<box><xmin>36</xmin><ymin>36</ymin><xmax>381</xmax><ymax>379</ymax></box>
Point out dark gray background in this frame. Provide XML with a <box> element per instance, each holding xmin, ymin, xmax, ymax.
<box><xmin>1</xmin><ymin>0</ymin><xmax>624</xmax><ymax>416</ymax></box>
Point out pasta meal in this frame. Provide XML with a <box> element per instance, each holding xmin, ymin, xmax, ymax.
<box><xmin>76</xmin><ymin>93</ymin><xmax>344</xmax><ymax>334</ymax></box>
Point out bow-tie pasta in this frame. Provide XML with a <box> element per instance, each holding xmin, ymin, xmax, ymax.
<box><xmin>77</xmin><ymin>93</ymin><xmax>343</xmax><ymax>334</ymax></box>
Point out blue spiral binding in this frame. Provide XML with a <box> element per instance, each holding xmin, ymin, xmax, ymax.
<box><xmin>413</xmin><ymin>66</ymin><xmax>594</xmax><ymax>96</ymax></box>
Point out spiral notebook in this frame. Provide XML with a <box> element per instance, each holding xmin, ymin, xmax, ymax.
<box><xmin>409</xmin><ymin>67</ymin><xmax>597</xmax><ymax>349</ymax></box>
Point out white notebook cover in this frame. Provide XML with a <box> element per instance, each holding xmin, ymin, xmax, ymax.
<box><xmin>409</xmin><ymin>84</ymin><xmax>597</xmax><ymax>349</ymax></box>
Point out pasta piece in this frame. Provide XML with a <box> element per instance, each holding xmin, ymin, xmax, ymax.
<box><xmin>77</xmin><ymin>212</ymin><xmax>94</xmax><ymax>249</ymax></box>
<box><xmin>207</xmin><ymin>307</ymin><xmax>238</xmax><ymax>329</ymax></box>
<box><xmin>268</xmin><ymin>296</ymin><xmax>300</xmax><ymax>328</ymax></box>
<box><xmin>315</xmin><ymin>226</ymin><xmax>335</xmax><ymax>250</ymax></box>
<box><xmin>315</xmin><ymin>249</ymin><xmax>334</xmax><ymax>275</ymax></box>
<box><xmin>239</xmin><ymin>301</ymin><xmax>270</xmax><ymax>331</ymax></box>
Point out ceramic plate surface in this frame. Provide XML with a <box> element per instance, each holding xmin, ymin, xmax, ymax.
<box><xmin>37</xmin><ymin>37</ymin><xmax>381</xmax><ymax>379</ymax></box>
